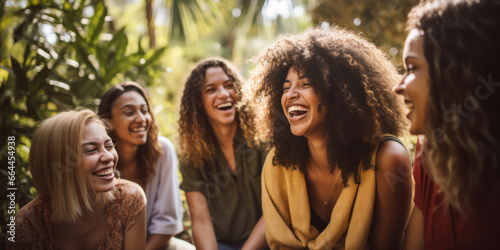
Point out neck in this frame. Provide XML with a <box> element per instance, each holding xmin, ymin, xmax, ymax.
<box><xmin>115</xmin><ymin>142</ymin><xmax>138</xmax><ymax>170</ymax></box>
<box><xmin>210</xmin><ymin>121</ymin><xmax>238</xmax><ymax>148</ymax></box>
<box><xmin>307</xmin><ymin>136</ymin><xmax>330</xmax><ymax>172</ymax></box>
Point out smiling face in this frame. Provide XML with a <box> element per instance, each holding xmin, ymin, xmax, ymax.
<box><xmin>281</xmin><ymin>66</ymin><xmax>327</xmax><ymax>139</ymax></box>
<box><xmin>109</xmin><ymin>91</ymin><xmax>152</xmax><ymax>147</ymax></box>
<box><xmin>393</xmin><ymin>29</ymin><xmax>430</xmax><ymax>135</ymax></box>
<box><xmin>82</xmin><ymin>121</ymin><xmax>118</xmax><ymax>193</ymax></box>
<box><xmin>201</xmin><ymin>66</ymin><xmax>238</xmax><ymax>128</ymax></box>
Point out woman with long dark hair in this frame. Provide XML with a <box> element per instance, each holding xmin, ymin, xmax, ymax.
<box><xmin>395</xmin><ymin>0</ymin><xmax>500</xmax><ymax>248</ymax></box>
<box><xmin>99</xmin><ymin>82</ymin><xmax>191</xmax><ymax>249</ymax></box>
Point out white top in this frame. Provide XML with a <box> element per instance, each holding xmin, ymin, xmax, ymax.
<box><xmin>145</xmin><ymin>136</ymin><xmax>184</xmax><ymax>239</ymax></box>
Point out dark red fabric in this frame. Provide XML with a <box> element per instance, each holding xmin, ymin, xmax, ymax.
<box><xmin>413</xmin><ymin>140</ymin><xmax>500</xmax><ymax>249</ymax></box>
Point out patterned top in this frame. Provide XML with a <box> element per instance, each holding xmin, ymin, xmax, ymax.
<box><xmin>7</xmin><ymin>179</ymin><xmax>146</xmax><ymax>250</ymax></box>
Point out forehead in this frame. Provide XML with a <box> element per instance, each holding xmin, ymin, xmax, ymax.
<box><xmin>82</xmin><ymin>121</ymin><xmax>108</xmax><ymax>141</ymax></box>
<box><xmin>404</xmin><ymin>29</ymin><xmax>425</xmax><ymax>56</ymax></box>
<box><xmin>204</xmin><ymin>67</ymin><xmax>229</xmax><ymax>83</ymax></box>
<box><xmin>112</xmin><ymin>91</ymin><xmax>147</xmax><ymax>108</ymax></box>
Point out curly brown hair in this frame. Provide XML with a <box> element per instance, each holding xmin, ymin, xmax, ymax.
<box><xmin>407</xmin><ymin>0</ymin><xmax>500</xmax><ymax>214</ymax></box>
<box><xmin>241</xmin><ymin>27</ymin><xmax>407</xmax><ymax>185</ymax></box>
<box><xmin>177</xmin><ymin>57</ymin><xmax>251</xmax><ymax>167</ymax></box>
<box><xmin>98</xmin><ymin>81</ymin><xmax>161</xmax><ymax>182</ymax></box>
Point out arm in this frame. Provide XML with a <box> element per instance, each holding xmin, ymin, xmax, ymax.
<box><xmin>405</xmin><ymin>206</ymin><xmax>425</xmax><ymax>250</ymax></box>
<box><xmin>369</xmin><ymin>141</ymin><xmax>413</xmax><ymax>250</ymax></box>
<box><xmin>185</xmin><ymin>191</ymin><xmax>217</xmax><ymax>250</ymax></box>
<box><xmin>125</xmin><ymin>208</ymin><xmax>147</xmax><ymax>250</ymax></box>
<box><xmin>241</xmin><ymin>215</ymin><xmax>267</xmax><ymax>250</ymax></box>
<box><xmin>147</xmin><ymin>138</ymin><xmax>184</xmax><ymax>249</ymax></box>
<box><xmin>146</xmin><ymin>234</ymin><xmax>172</xmax><ymax>250</ymax></box>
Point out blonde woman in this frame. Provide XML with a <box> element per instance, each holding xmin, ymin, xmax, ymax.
<box><xmin>9</xmin><ymin>109</ymin><xmax>146</xmax><ymax>249</ymax></box>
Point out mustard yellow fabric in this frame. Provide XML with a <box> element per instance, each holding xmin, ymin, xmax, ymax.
<box><xmin>262</xmin><ymin>147</ymin><xmax>378</xmax><ymax>249</ymax></box>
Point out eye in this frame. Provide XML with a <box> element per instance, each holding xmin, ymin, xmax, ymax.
<box><xmin>302</xmin><ymin>82</ymin><xmax>312</xmax><ymax>87</ymax></box>
<box><xmin>105</xmin><ymin>143</ymin><xmax>115</xmax><ymax>150</ymax></box>
<box><xmin>141</xmin><ymin>108</ymin><xmax>149</xmax><ymax>115</ymax></box>
<box><xmin>205</xmin><ymin>88</ymin><xmax>215</xmax><ymax>93</ymax></box>
<box><xmin>283</xmin><ymin>84</ymin><xmax>291</xmax><ymax>92</ymax></box>
<box><xmin>225</xmin><ymin>83</ymin><xmax>234</xmax><ymax>89</ymax></box>
<box><xmin>84</xmin><ymin>147</ymin><xmax>97</xmax><ymax>154</ymax></box>
<box><xmin>124</xmin><ymin>110</ymin><xmax>134</xmax><ymax>116</ymax></box>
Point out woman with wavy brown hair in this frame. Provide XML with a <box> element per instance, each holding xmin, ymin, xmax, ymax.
<box><xmin>394</xmin><ymin>0</ymin><xmax>500</xmax><ymax>249</ymax></box>
<box><xmin>178</xmin><ymin>57</ymin><xmax>268</xmax><ymax>250</ymax></box>
<box><xmin>99</xmin><ymin>82</ymin><xmax>191</xmax><ymax>250</ymax></box>
<box><xmin>242</xmin><ymin>27</ymin><xmax>412</xmax><ymax>249</ymax></box>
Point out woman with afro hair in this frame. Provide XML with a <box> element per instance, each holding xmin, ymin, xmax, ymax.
<box><xmin>177</xmin><ymin>57</ymin><xmax>269</xmax><ymax>249</ymax></box>
<box><xmin>241</xmin><ymin>27</ymin><xmax>412</xmax><ymax>249</ymax></box>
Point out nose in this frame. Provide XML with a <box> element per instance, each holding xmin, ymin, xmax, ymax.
<box><xmin>100</xmin><ymin>148</ymin><xmax>115</xmax><ymax>162</ymax></box>
<box><xmin>135</xmin><ymin>111</ymin><xmax>146</xmax><ymax>122</ymax></box>
<box><xmin>393</xmin><ymin>78</ymin><xmax>405</xmax><ymax>95</ymax></box>
<box><xmin>285</xmin><ymin>86</ymin><xmax>299</xmax><ymax>100</ymax></box>
<box><xmin>218</xmin><ymin>86</ymin><xmax>230</xmax><ymax>99</ymax></box>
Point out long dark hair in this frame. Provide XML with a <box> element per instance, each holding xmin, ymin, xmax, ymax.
<box><xmin>98</xmin><ymin>81</ymin><xmax>161</xmax><ymax>181</ymax></box>
<box><xmin>407</xmin><ymin>0</ymin><xmax>500</xmax><ymax>214</ymax></box>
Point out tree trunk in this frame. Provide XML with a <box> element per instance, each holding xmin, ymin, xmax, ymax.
<box><xmin>145</xmin><ymin>0</ymin><xmax>156</xmax><ymax>48</ymax></box>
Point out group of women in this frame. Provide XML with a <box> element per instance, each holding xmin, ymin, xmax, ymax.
<box><xmin>8</xmin><ymin>0</ymin><xmax>500</xmax><ymax>249</ymax></box>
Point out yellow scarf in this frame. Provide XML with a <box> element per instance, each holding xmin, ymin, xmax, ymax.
<box><xmin>262</xmin><ymin>148</ymin><xmax>377</xmax><ymax>249</ymax></box>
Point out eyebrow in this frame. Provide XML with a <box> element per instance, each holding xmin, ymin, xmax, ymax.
<box><xmin>203</xmin><ymin>80</ymin><xmax>232</xmax><ymax>88</ymax></box>
<box><xmin>119</xmin><ymin>104</ymin><xmax>146</xmax><ymax>110</ymax></box>
<box><xmin>404</xmin><ymin>55</ymin><xmax>419</xmax><ymax>65</ymax></box>
<box><xmin>82</xmin><ymin>139</ymin><xmax>112</xmax><ymax>147</ymax></box>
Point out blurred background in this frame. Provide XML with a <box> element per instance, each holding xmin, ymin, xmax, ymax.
<box><xmin>0</xmin><ymin>0</ymin><xmax>418</xmax><ymax>238</ymax></box>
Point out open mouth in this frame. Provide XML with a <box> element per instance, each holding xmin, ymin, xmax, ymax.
<box><xmin>404</xmin><ymin>100</ymin><xmax>415</xmax><ymax>112</ymax></box>
<box><xmin>288</xmin><ymin>106</ymin><xmax>309</xmax><ymax>118</ymax></box>
<box><xmin>216</xmin><ymin>102</ymin><xmax>233</xmax><ymax>111</ymax></box>
<box><xmin>131</xmin><ymin>127</ymin><xmax>147</xmax><ymax>132</ymax></box>
<box><xmin>93</xmin><ymin>168</ymin><xmax>114</xmax><ymax>178</ymax></box>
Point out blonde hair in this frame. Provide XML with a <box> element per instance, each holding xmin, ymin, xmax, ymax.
<box><xmin>30</xmin><ymin>109</ymin><xmax>114</xmax><ymax>223</ymax></box>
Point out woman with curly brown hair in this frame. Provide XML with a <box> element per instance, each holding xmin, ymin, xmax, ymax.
<box><xmin>178</xmin><ymin>57</ymin><xmax>268</xmax><ymax>250</ymax></box>
<box><xmin>394</xmin><ymin>0</ymin><xmax>500</xmax><ymax>249</ymax></box>
<box><xmin>241</xmin><ymin>27</ymin><xmax>412</xmax><ymax>249</ymax></box>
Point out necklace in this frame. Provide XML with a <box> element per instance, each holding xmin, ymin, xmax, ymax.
<box><xmin>313</xmin><ymin>166</ymin><xmax>342</xmax><ymax>206</ymax></box>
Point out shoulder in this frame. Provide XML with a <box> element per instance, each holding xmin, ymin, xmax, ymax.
<box><xmin>375</xmin><ymin>139</ymin><xmax>410</xmax><ymax>174</ymax></box>
<box><xmin>14</xmin><ymin>197</ymin><xmax>49</xmax><ymax>242</ymax></box>
<box><xmin>158</xmin><ymin>136</ymin><xmax>174</xmax><ymax>150</ymax></box>
<box><xmin>115</xmin><ymin>179</ymin><xmax>147</xmax><ymax>207</ymax></box>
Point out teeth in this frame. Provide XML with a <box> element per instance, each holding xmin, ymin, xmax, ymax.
<box><xmin>406</xmin><ymin>102</ymin><xmax>415</xmax><ymax>110</ymax></box>
<box><xmin>94</xmin><ymin>168</ymin><xmax>113</xmax><ymax>176</ymax></box>
<box><xmin>216</xmin><ymin>103</ymin><xmax>233</xmax><ymax>109</ymax></box>
<box><xmin>131</xmin><ymin>127</ymin><xmax>146</xmax><ymax>132</ymax></box>
<box><xmin>288</xmin><ymin>106</ymin><xmax>309</xmax><ymax>113</ymax></box>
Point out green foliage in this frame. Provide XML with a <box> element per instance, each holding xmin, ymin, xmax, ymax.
<box><xmin>310</xmin><ymin>0</ymin><xmax>418</xmax><ymax>68</ymax></box>
<box><xmin>0</xmin><ymin>0</ymin><xmax>165</xmax><ymax>234</ymax></box>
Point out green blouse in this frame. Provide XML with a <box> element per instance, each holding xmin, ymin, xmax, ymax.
<box><xmin>179</xmin><ymin>129</ymin><xmax>268</xmax><ymax>242</ymax></box>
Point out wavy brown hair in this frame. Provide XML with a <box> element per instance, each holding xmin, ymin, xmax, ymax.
<box><xmin>241</xmin><ymin>27</ymin><xmax>407</xmax><ymax>185</ymax></box>
<box><xmin>98</xmin><ymin>81</ymin><xmax>161</xmax><ymax>182</ymax></box>
<box><xmin>407</xmin><ymin>0</ymin><xmax>500</xmax><ymax>215</ymax></box>
<box><xmin>178</xmin><ymin>57</ymin><xmax>251</xmax><ymax>167</ymax></box>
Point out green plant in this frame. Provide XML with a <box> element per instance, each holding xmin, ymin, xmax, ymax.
<box><xmin>0</xmin><ymin>0</ymin><xmax>165</xmax><ymax>236</ymax></box>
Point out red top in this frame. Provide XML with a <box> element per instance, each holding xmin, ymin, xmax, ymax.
<box><xmin>413</xmin><ymin>140</ymin><xmax>500</xmax><ymax>249</ymax></box>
